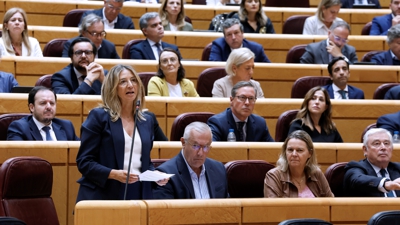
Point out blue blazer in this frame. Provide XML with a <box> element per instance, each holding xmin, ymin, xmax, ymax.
<box><xmin>344</xmin><ymin>159</ymin><xmax>400</xmax><ymax>197</ymax></box>
<box><xmin>153</xmin><ymin>152</ymin><xmax>228</xmax><ymax>199</ymax></box>
<box><xmin>62</xmin><ymin>36</ymin><xmax>120</xmax><ymax>59</ymax></box>
<box><xmin>341</xmin><ymin>0</ymin><xmax>381</xmax><ymax>8</ymax></box>
<box><xmin>52</xmin><ymin>63</ymin><xmax>107</xmax><ymax>95</ymax></box>
<box><xmin>384</xmin><ymin>86</ymin><xmax>400</xmax><ymax>100</ymax></box>
<box><xmin>377</xmin><ymin>111</ymin><xmax>400</xmax><ymax>135</ymax></box>
<box><xmin>0</xmin><ymin>71</ymin><xmax>18</xmax><ymax>93</ymax></box>
<box><xmin>76</xmin><ymin>108</ymin><xmax>156</xmax><ymax>201</ymax></box>
<box><xmin>371</xmin><ymin>50</ymin><xmax>394</xmax><ymax>65</ymax></box>
<box><xmin>7</xmin><ymin>115</ymin><xmax>79</xmax><ymax>141</ymax></box>
<box><xmin>370</xmin><ymin>14</ymin><xmax>392</xmax><ymax>35</ymax></box>
<box><xmin>207</xmin><ymin>108</ymin><xmax>274</xmax><ymax>142</ymax></box>
<box><xmin>79</xmin><ymin>8</ymin><xmax>135</xmax><ymax>29</ymax></box>
<box><xmin>129</xmin><ymin>39</ymin><xmax>181</xmax><ymax>60</ymax></box>
<box><xmin>209</xmin><ymin>38</ymin><xmax>271</xmax><ymax>62</ymax></box>
<box><xmin>323</xmin><ymin>84</ymin><xmax>365</xmax><ymax>99</ymax></box>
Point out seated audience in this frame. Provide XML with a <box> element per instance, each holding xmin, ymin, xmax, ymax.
<box><xmin>303</xmin><ymin>0</ymin><xmax>343</xmax><ymax>35</ymax></box>
<box><xmin>209</xmin><ymin>18</ymin><xmax>270</xmax><ymax>62</ymax></box>
<box><xmin>300</xmin><ymin>21</ymin><xmax>358</xmax><ymax>64</ymax></box>
<box><xmin>323</xmin><ymin>56</ymin><xmax>365</xmax><ymax>99</ymax></box>
<box><xmin>341</xmin><ymin>0</ymin><xmax>381</xmax><ymax>8</ymax></box>
<box><xmin>212</xmin><ymin>47</ymin><xmax>264</xmax><ymax>98</ymax></box>
<box><xmin>52</xmin><ymin>37</ymin><xmax>107</xmax><ymax>95</ymax></box>
<box><xmin>377</xmin><ymin>110</ymin><xmax>400</xmax><ymax>135</ymax></box>
<box><xmin>148</xmin><ymin>48</ymin><xmax>198</xmax><ymax>97</ymax></box>
<box><xmin>153</xmin><ymin>122</ymin><xmax>228</xmax><ymax>199</ymax></box>
<box><xmin>79</xmin><ymin>0</ymin><xmax>135</xmax><ymax>29</ymax></box>
<box><xmin>288</xmin><ymin>86</ymin><xmax>343</xmax><ymax>143</ymax></box>
<box><xmin>0</xmin><ymin>71</ymin><xmax>18</xmax><ymax>93</ymax></box>
<box><xmin>130</xmin><ymin>12</ymin><xmax>181</xmax><ymax>60</ymax></box>
<box><xmin>343</xmin><ymin>128</ymin><xmax>400</xmax><ymax>197</ymax></box>
<box><xmin>264</xmin><ymin>130</ymin><xmax>334</xmax><ymax>198</ymax></box>
<box><xmin>384</xmin><ymin>86</ymin><xmax>400</xmax><ymax>99</ymax></box>
<box><xmin>371</xmin><ymin>24</ymin><xmax>400</xmax><ymax>65</ymax></box>
<box><xmin>158</xmin><ymin>0</ymin><xmax>193</xmax><ymax>31</ymax></box>
<box><xmin>0</xmin><ymin>7</ymin><xmax>42</xmax><ymax>57</ymax></box>
<box><xmin>62</xmin><ymin>13</ymin><xmax>119</xmax><ymax>59</ymax></box>
<box><xmin>207</xmin><ymin>0</ymin><xmax>240</xmax><ymax>6</ymax></box>
<box><xmin>370</xmin><ymin>0</ymin><xmax>397</xmax><ymax>35</ymax></box>
<box><xmin>7</xmin><ymin>86</ymin><xmax>79</xmax><ymax>141</ymax></box>
<box><xmin>208</xmin><ymin>81</ymin><xmax>274</xmax><ymax>142</ymax></box>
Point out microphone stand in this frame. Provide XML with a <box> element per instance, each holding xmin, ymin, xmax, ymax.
<box><xmin>123</xmin><ymin>100</ymin><xmax>140</xmax><ymax>200</ymax></box>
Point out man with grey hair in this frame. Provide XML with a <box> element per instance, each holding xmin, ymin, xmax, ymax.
<box><xmin>209</xmin><ymin>18</ymin><xmax>270</xmax><ymax>62</ymax></box>
<box><xmin>300</xmin><ymin>21</ymin><xmax>358</xmax><ymax>64</ymax></box>
<box><xmin>79</xmin><ymin>0</ymin><xmax>134</xmax><ymax>29</ymax></box>
<box><xmin>153</xmin><ymin>121</ymin><xmax>228</xmax><ymax>199</ymax></box>
<box><xmin>207</xmin><ymin>81</ymin><xmax>274</xmax><ymax>142</ymax></box>
<box><xmin>343</xmin><ymin>128</ymin><xmax>400</xmax><ymax>197</ymax></box>
<box><xmin>371</xmin><ymin>24</ymin><xmax>400</xmax><ymax>65</ymax></box>
<box><xmin>130</xmin><ymin>12</ymin><xmax>180</xmax><ymax>60</ymax></box>
<box><xmin>62</xmin><ymin>13</ymin><xmax>119</xmax><ymax>59</ymax></box>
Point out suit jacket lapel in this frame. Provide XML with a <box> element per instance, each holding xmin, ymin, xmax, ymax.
<box><xmin>226</xmin><ymin>108</ymin><xmax>237</xmax><ymax>137</ymax></box>
<box><xmin>28</xmin><ymin>117</ymin><xmax>43</xmax><ymax>140</ymax></box>
<box><xmin>204</xmin><ymin>159</ymin><xmax>217</xmax><ymax>198</ymax></box>
<box><xmin>320</xmin><ymin>41</ymin><xmax>330</xmax><ymax>64</ymax></box>
<box><xmin>69</xmin><ymin>64</ymin><xmax>80</xmax><ymax>92</ymax></box>
<box><xmin>144</xmin><ymin>40</ymin><xmax>156</xmax><ymax>60</ymax></box>
<box><xmin>327</xmin><ymin>85</ymin><xmax>334</xmax><ymax>99</ymax></box>
<box><xmin>109</xmin><ymin>118</ymin><xmax>125</xmax><ymax>170</ymax></box>
<box><xmin>245</xmin><ymin>115</ymin><xmax>255</xmax><ymax>141</ymax></box>
<box><xmin>52</xmin><ymin>122</ymin><xmax>67</xmax><ymax>140</ymax></box>
<box><xmin>176</xmin><ymin>153</ymin><xmax>195</xmax><ymax>198</ymax></box>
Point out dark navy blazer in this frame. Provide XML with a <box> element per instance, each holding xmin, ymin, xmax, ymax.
<box><xmin>62</xmin><ymin>36</ymin><xmax>120</xmax><ymax>59</ymax></box>
<box><xmin>377</xmin><ymin>111</ymin><xmax>400</xmax><ymax>135</ymax></box>
<box><xmin>384</xmin><ymin>86</ymin><xmax>400</xmax><ymax>100</ymax></box>
<box><xmin>79</xmin><ymin>8</ymin><xmax>135</xmax><ymax>29</ymax></box>
<box><xmin>341</xmin><ymin>0</ymin><xmax>381</xmax><ymax>8</ymax></box>
<box><xmin>370</xmin><ymin>14</ymin><xmax>392</xmax><ymax>35</ymax></box>
<box><xmin>323</xmin><ymin>84</ymin><xmax>365</xmax><ymax>99</ymax></box>
<box><xmin>129</xmin><ymin>39</ymin><xmax>181</xmax><ymax>60</ymax></box>
<box><xmin>371</xmin><ymin>50</ymin><xmax>395</xmax><ymax>65</ymax></box>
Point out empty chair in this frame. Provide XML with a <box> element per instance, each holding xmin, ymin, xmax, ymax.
<box><xmin>196</xmin><ymin>67</ymin><xmax>226</xmax><ymax>97</ymax></box>
<box><xmin>138</xmin><ymin>72</ymin><xmax>156</xmax><ymax>96</ymax></box>
<box><xmin>201</xmin><ymin>43</ymin><xmax>212</xmax><ymax>61</ymax></box>
<box><xmin>0</xmin><ymin>157</ymin><xmax>59</xmax><ymax>225</ymax></box>
<box><xmin>361</xmin><ymin>22</ymin><xmax>372</xmax><ymax>35</ymax></box>
<box><xmin>282</xmin><ymin>15</ymin><xmax>310</xmax><ymax>34</ymax></box>
<box><xmin>63</xmin><ymin>9</ymin><xmax>90</xmax><ymax>27</ymax></box>
<box><xmin>275</xmin><ymin>109</ymin><xmax>299</xmax><ymax>142</ymax></box>
<box><xmin>43</xmin><ymin>39</ymin><xmax>68</xmax><ymax>57</ymax></box>
<box><xmin>265</xmin><ymin>0</ymin><xmax>309</xmax><ymax>7</ymax></box>
<box><xmin>170</xmin><ymin>112</ymin><xmax>215</xmax><ymax>141</ymax></box>
<box><xmin>278</xmin><ymin>218</ymin><xmax>332</xmax><ymax>225</ymax></box>
<box><xmin>291</xmin><ymin>76</ymin><xmax>332</xmax><ymax>98</ymax></box>
<box><xmin>373</xmin><ymin>83</ymin><xmax>400</xmax><ymax>99</ymax></box>
<box><xmin>367</xmin><ymin>210</ymin><xmax>400</xmax><ymax>225</ymax></box>
<box><xmin>361</xmin><ymin>50</ymin><xmax>385</xmax><ymax>62</ymax></box>
<box><xmin>324</xmin><ymin>162</ymin><xmax>347</xmax><ymax>197</ymax></box>
<box><xmin>224</xmin><ymin>160</ymin><xmax>274</xmax><ymax>198</ymax></box>
<box><xmin>361</xmin><ymin>123</ymin><xmax>377</xmax><ymax>142</ymax></box>
<box><xmin>286</xmin><ymin>45</ymin><xmax>307</xmax><ymax>63</ymax></box>
<box><xmin>122</xmin><ymin>39</ymin><xmax>144</xmax><ymax>59</ymax></box>
<box><xmin>0</xmin><ymin>114</ymin><xmax>29</xmax><ymax>140</ymax></box>
<box><xmin>35</xmin><ymin>74</ymin><xmax>53</xmax><ymax>88</ymax></box>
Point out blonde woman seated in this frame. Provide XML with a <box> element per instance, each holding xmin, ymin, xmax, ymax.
<box><xmin>148</xmin><ymin>48</ymin><xmax>199</xmax><ymax>97</ymax></box>
<box><xmin>0</xmin><ymin>8</ymin><xmax>42</xmax><ymax>57</ymax></box>
<box><xmin>212</xmin><ymin>47</ymin><xmax>264</xmax><ymax>98</ymax></box>
<box><xmin>303</xmin><ymin>0</ymin><xmax>343</xmax><ymax>35</ymax></box>
<box><xmin>158</xmin><ymin>0</ymin><xmax>193</xmax><ymax>31</ymax></box>
<box><xmin>264</xmin><ymin>130</ymin><xmax>334</xmax><ymax>198</ymax></box>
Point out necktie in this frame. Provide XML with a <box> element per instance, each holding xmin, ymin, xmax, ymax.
<box><xmin>42</xmin><ymin>126</ymin><xmax>53</xmax><ymax>141</ymax></box>
<box><xmin>338</xmin><ymin>90</ymin><xmax>347</xmax><ymax>99</ymax></box>
<box><xmin>154</xmin><ymin>43</ymin><xmax>162</xmax><ymax>57</ymax></box>
<box><xmin>237</xmin><ymin>122</ymin><xmax>245</xmax><ymax>142</ymax></box>
<box><xmin>380</xmin><ymin>169</ymin><xmax>395</xmax><ymax>197</ymax></box>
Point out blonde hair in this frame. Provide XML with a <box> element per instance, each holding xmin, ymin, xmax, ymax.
<box><xmin>225</xmin><ymin>47</ymin><xmax>255</xmax><ymax>75</ymax></box>
<box><xmin>2</xmin><ymin>8</ymin><xmax>32</xmax><ymax>55</ymax></box>
<box><xmin>317</xmin><ymin>0</ymin><xmax>341</xmax><ymax>22</ymax></box>
<box><xmin>158</xmin><ymin>0</ymin><xmax>186</xmax><ymax>30</ymax></box>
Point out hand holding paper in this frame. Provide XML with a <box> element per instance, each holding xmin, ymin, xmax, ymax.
<box><xmin>139</xmin><ymin>170</ymin><xmax>174</xmax><ymax>182</ymax></box>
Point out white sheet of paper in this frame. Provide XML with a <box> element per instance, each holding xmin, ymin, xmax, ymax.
<box><xmin>139</xmin><ymin>170</ymin><xmax>174</xmax><ymax>182</ymax></box>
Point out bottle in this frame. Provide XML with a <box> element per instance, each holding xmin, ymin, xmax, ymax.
<box><xmin>393</xmin><ymin>131</ymin><xmax>400</xmax><ymax>143</ymax></box>
<box><xmin>227</xmin><ymin>129</ymin><xmax>236</xmax><ymax>142</ymax></box>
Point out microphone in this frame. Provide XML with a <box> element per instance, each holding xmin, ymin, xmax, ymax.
<box><xmin>123</xmin><ymin>100</ymin><xmax>141</xmax><ymax>200</ymax></box>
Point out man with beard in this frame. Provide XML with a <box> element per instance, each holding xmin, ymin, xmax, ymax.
<box><xmin>52</xmin><ymin>37</ymin><xmax>107</xmax><ymax>95</ymax></box>
<box><xmin>370</xmin><ymin>0</ymin><xmax>400</xmax><ymax>35</ymax></box>
<box><xmin>7</xmin><ymin>86</ymin><xmax>79</xmax><ymax>141</ymax></box>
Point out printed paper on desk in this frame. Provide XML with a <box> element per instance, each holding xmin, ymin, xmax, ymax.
<box><xmin>139</xmin><ymin>170</ymin><xmax>174</xmax><ymax>182</ymax></box>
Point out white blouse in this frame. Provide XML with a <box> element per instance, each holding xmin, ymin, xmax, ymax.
<box><xmin>0</xmin><ymin>37</ymin><xmax>43</xmax><ymax>57</ymax></box>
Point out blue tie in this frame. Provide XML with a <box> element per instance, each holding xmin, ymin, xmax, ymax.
<box><xmin>338</xmin><ymin>90</ymin><xmax>347</xmax><ymax>99</ymax></box>
<box><xmin>42</xmin><ymin>126</ymin><xmax>53</xmax><ymax>141</ymax></box>
<box><xmin>154</xmin><ymin>43</ymin><xmax>162</xmax><ymax>57</ymax></box>
<box><xmin>380</xmin><ymin>169</ymin><xmax>395</xmax><ymax>197</ymax></box>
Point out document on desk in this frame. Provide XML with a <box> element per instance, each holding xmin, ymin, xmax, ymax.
<box><xmin>139</xmin><ymin>170</ymin><xmax>174</xmax><ymax>182</ymax></box>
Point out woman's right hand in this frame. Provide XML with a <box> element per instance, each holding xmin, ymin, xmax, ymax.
<box><xmin>108</xmin><ymin>169</ymin><xmax>139</xmax><ymax>184</ymax></box>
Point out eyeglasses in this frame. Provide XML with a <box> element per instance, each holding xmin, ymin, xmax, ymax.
<box><xmin>235</xmin><ymin>95</ymin><xmax>256</xmax><ymax>103</ymax></box>
<box><xmin>86</xmin><ymin>30</ymin><xmax>107</xmax><ymax>38</ymax></box>
<box><xmin>74</xmin><ymin>50</ymin><xmax>94</xmax><ymax>57</ymax></box>
<box><xmin>332</xmin><ymin>35</ymin><xmax>348</xmax><ymax>44</ymax></box>
<box><xmin>119</xmin><ymin>78</ymin><xmax>138</xmax><ymax>87</ymax></box>
<box><xmin>107</xmin><ymin>4</ymin><xmax>122</xmax><ymax>11</ymax></box>
<box><xmin>185</xmin><ymin>140</ymin><xmax>211</xmax><ymax>152</ymax></box>
<box><xmin>160</xmin><ymin>57</ymin><xmax>178</xmax><ymax>65</ymax></box>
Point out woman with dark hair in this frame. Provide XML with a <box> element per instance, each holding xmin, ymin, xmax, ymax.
<box><xmin>288</xmin><ymin>86</ymin><xmax>343</xmax><ymax>142</ymax></box>
<box><xmin>232</xmin><ymin>0</ymin><xmax>275</xmax><ymax>34</ymax></box>
<box><xmin>158</xmin><ymin>0</ymin><xmax>193</xmax><ymax>31</ymax></box>
<box><xmin>148</xmin><ymin>48</ymin><xmax>199</xmax><ymax>97</ymax></box>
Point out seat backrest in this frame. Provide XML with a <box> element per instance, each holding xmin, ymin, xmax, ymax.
<box><xmin>196</xmin><ymin>67</ymin><xmax>226</xmax><ymax>97</ymax></box>
<box><xmin>373</xmin><ymin>83</ymin><xmax>400</xmax><ymax>99</ymax></box>
<box><xmin>170</xmin><ymin>112</ymin><xmax>215</xmax><ymax>141</ymax></box>
<box><xmin>151</xmin><ymin>159</ymin><xmax>168</xmax><ymax>168</ymax></box>
<box><xmin>286</xmin><ymin>44</ymin><xmax>307</xmax><ymax>63</ymax></box>
<box><xmin>0</xmin><ymin>114</ymin><xmax>30</xmax><ymax>140</ymax></box>
<box><xmin>361</xmin><ymin>22</ymin><xmax>372</xmax><ymax>35</ymax></box>
<box><xmin>35</xmin><ymin>74</ymin><xmax>53</xmax><ymax>88</ymax></box>
<box><xmin>361</xmin><ymin>50</ymin><xmax>385</xmax><ymax>62</ymax></box>
<box><xmin>291</xmin><ymin>76</ymin><xmax>332</xmax><ymax>98</ymax></box>
<box><xmin>192</xmin><ymin>0</ymin><xmax>206</xmax><ymax>4</ymax></box>
<box><xmin>0</xmin><ymin>217</ymin><xmax>26</xmax><ymax>225</ymax></box>
<box><xmin>360</xmin><ymin>123</ymin><xmax>377</xmax><ymax>143</ymax></box>
<box><xmin>0</xmin><ymin>157</ymin><xmax>59</xmax><ymax>225</ymax></box>
<box><xmin>265</xmin><ymin>0</ymin><xmax>309</xmax><ymax>7</ymax></box>
<box><xmin>367</xmin><ymin>211</ymin><xmax>400</xmax><ymax>225</ymax></box>
<box><xmin>184</xmin><ymin>16</ymin><xmax>192</xmax><ymax>24</ymax></box>
<box><xmin>324</xmin><ymin>162</ymin><xmax>347</xmax><ymax>197</ymax></box>
<box><xmin>122</xmin><ymin>39</ymin><xmax>144</xmax><ymax>59</ymax></box>
<box><xmin>224</xmin><ymin>160</ymin><xmax>275</xmax><ymax>198</ymax></box>
<box><xmin>278</xmin><ymin>218</ymin><xmax>332</xmax><ymax>225</ymax></box>
<box><xmin>43</xmin><ymin>38</ymin><xmax>68</xmax><ymax>57</ymax></box>
<box><xmin>138</xmin><ymin>72</ymin><xmax>156</xmax><ymax>96</ymax></box>
<box><xmin>201</xmin><ymin>43</ymin><xmax>212</xmax><ymax>61</ymax></box>
<box><xmin>282</xmin><ymin>15</ymin><xmax>310</xmax><ymax>34</ymax></box>
<box><xmin>275</xmin><ymin>109</ymin><xmax>299</xmax><ymax>142</ymax></box>
<box><xmin>63</xmin><ymin>9</ymin><xmax>90</xmax><ymax>27</ymax></box>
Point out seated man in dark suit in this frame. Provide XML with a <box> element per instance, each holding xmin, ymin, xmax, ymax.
<box><xmin>371</xmin><ymin>24</ymin><xmax>400</xmax><ymax>65</ymax></box>
<box><xmin>0</xmin><ymin>71</ymin><xmax>18</xmax><ymax>93</ymax></box>
<box><xmin>79</xmin><ymin>0</ymin><xmax>134</xmax><ymax>29</ymax></box>
<box><xmin>209</xmin><ymin>18</ymin><xmax>271</xmax><ymax>62</ymax></box>
<box><xmin>343</xmin><ymin>128</ymin><xmax>400</xmax><ymax>197</ymax></box>
<box><xmin>52</xmin><ymin>37</ymin><xmax>107</xmax><ymax>95</ymax></box>
<box><xmin>377</xmin><ymin>110</ymin><xmax>400</xmax><ymax>135</ymax></box>
<box><xmin>153</xmin><ymin>122</ymin><xmax>228</xmax><ymax>199</ymax></box>
<box><xmin>130</xmin><ymin>12</ymin><xmax>180</xmax><ymax>60</ymax></box>
<box><xmin>207</xmin><ymin>81</ymin><xmax>274</xmax><ymax>142</ymax></box>
<box><xmin>384</xmin><ymin>85</ymin><xmax>400</xmax><ymax>99</ymax></box>
<box><xmin>300</xmin><ymin>21</ymin><xmax>358</xmax><ymax>64</ymax></box>
<box><xmin>323</xmin><ymin>56</ymin><xmax>365</xmax><ymax>99</ymax></box>
<box><xmin>370</xmin><ymin>0</ymin><xmax>399</xmax><ymax>35</ymax></box>
<box><xmin>7</xmin><ymin>86</ymin><xmax>79</xmax><ymax>141</ymax></box>
<box><xmin>63</xmin><ymin>13</ymin><xmax>119</xmax><ymax>59</ymax></box>
<box><xmin>341</xmin><ymin>0</ymin><xmax>381</xmax><ymax>8</ymax></box>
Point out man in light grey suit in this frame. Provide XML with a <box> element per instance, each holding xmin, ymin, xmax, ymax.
<box><xmin>300</xmin><ymin>21</ymin><xmax>358</xmax><ymax>64</ymax></box>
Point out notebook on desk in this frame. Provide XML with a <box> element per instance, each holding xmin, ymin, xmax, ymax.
<box><xmin>11</xmin><ymin>86</ymin><xmax>34</xmax><ymax>93</ymax></box>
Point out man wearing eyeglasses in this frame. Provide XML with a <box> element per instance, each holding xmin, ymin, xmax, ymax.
<box><xmin>63</xmin><ymin>13</ymin><xmax>119</xmax><ymax>59</ymax></box>
<box><xmin>300</xmin><ymin>21</ymin><xmax>358</xmax><ymax>64</ymax></box>
<box><xmin>207</xmin><ymin>81</ymin><xmax>274</xmax><ymax>142</ymax></box>
<box><xmin>79</xmin><ymin>0</ymin><xmax>134</xmax><ymax>30</ymax></box>
<box><xmin>52</xmin><ymin>37</ymin><xmax>107</xmax><ymax>95</ymax></box>
<box><xmin>153</xmin><ymin>122</ymin><xmax>228</xmax><ymax>199</ymax></box>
